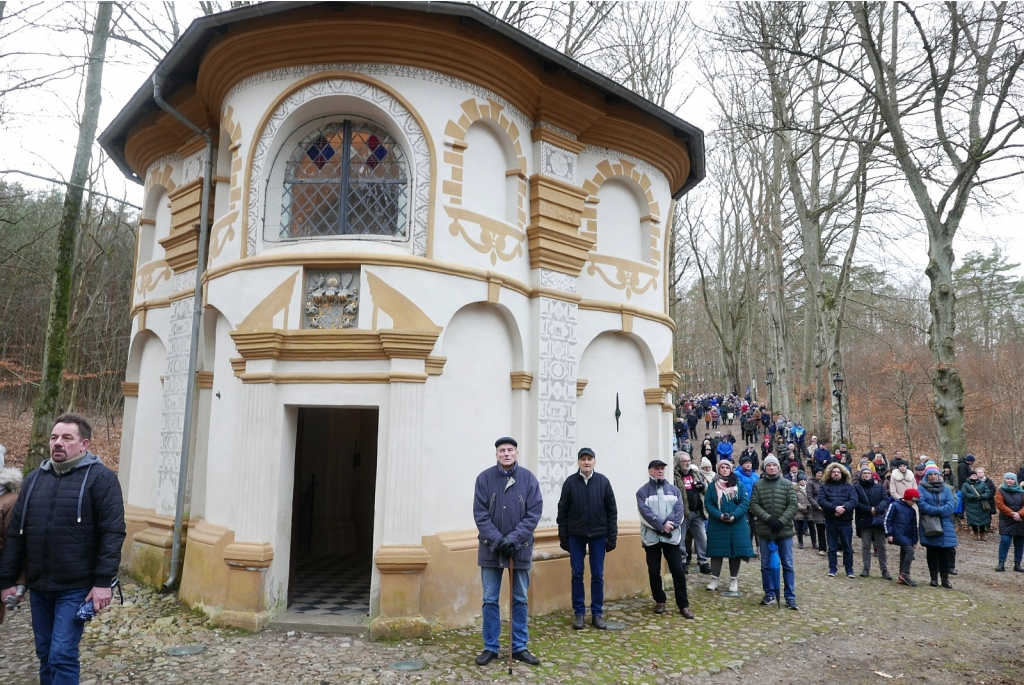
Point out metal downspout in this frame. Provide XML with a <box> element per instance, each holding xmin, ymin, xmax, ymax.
<box><xmin>152</xmin><ymin>75</ymin><xmax>213</xmax><ymax>592</ymax></box>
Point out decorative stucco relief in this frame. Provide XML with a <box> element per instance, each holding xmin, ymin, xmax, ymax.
<box><xmin>540</xmin><ymin>141</ymin><xmax>577</xmax><ymax>185</ymax></box>
<box><xmin>537</xmin><ymin>121</ymin><xmax>577</xmax><ymax>140</ymax></box>
<box><xmin>304</xmin><ymin>269</ymin><xmax>360</xmax><ymax>329</ymax></box>
<box><xmin>173</xmin><ymin>268</ymin><xmax>197</xmax><ymax>293</ymax></box>
<box><xmin>585</xmin><ymin>254</ymin><xmax>658</xmax><ymax>299</ymax></box>
<box><xmin>248</xmin><ymin>78</ymin><xmax>431</xmax><ymax>258</ymax></box>
<box><xmin>539</xmin><ymin>268</ymin><xmax>578</xmax><ymax>294</ymax></box>
<box><xmin>135</xmin><ymin>260</ymin><xmax>171</xmax><ymax>295</ymax></box>
<box><xmin>225</xmin><ymin>63</ymin><xmax>532</xmax><ymax>134</ymax></box>
<box><xmin>581</xmin><ymin>145</ymin><xmax>667</xmax><ymax>188</ymax></box>
<box><xmin>181</xmin><ymin>149</ymin><xmax>205</xmax><ymax>186</ymax></box>
<box><xmin>537</xmin><ymin>296</ymin><xmax>578</xmax><ymax>525</ymax></box>
<box><xmin>155</xmin><ymin>297</ymin><xmax>194</xmax><ymax>516</ymax></box>
<box><xmin>444</xmin><ymin>206</ymin><xmax>524</xmax><ymax>266</ymax></box>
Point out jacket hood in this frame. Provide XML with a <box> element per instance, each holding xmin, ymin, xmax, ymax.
<box><xmin>823</xmin><ymin>462</ymin><xmax>851</xmax><ymax>484</ymax></box>
<box><xmin>0</xmin><ymin>466</ymin><xmax>23</xmax><ymax>493</ymax></box>
<box><xmin>39</xmin><ymin>451</ymin><xmax>102</xmax><ymax>472</ymax></box>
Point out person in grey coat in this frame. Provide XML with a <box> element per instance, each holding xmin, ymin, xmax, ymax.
<box><xmin>472</xmin><ymin>437</ymin><xmax>543</xmax><ymax>667</ymax></box>
<box><xmin>637</xmin><ymin>459</ymin><xmax>694</xmax><ymax>619</ymax></box>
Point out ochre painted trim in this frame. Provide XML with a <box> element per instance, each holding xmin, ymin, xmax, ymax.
<box><xmin>230</xmin><ymin>358</ymin><xmax>246</xmax><ymax>378</ymax></box>
<box><xmin>223</xmin><ymin>541</ymin><xmax>274</xmax><ymax>569</ymax></box>
<box><xmin>239</xmin><ymin>371</ymin><xmax>424</xmax><ymax>385</ymax></box>
<box><xmin>230</xmin><ymin>328</ymin><xmax>439</xmax><ymax>362</ymax></box>
<box><xmin>238</xmin><ymin>70</ymin><xmax>437</xmax><ymax>260</ymax></box>
<box><xmin>577</xmin><ymin>300</ymin><xmax>674</xmax><ymax>331</ymax></box>
<box><xmin>576</xmin><ymin>379</ymin><xmax>588</xmax><ymax>397</ymax></box>
<box><xmin>510</xmin><ymin>371</ymin><xmax>533</xmax><ymax>390</ymax></box>
<box><xmin>659</xmin><ymin>370</ymin><xmax>680</xmax><ymax>394</ymax></box>
<box><xmin>374</xmin><ymin>544</ymin><xmax>430</xmax><ymax>573</ymax></box>
<box><xmin>424</xmin><ymin>356</ymin><xmax>446</xmax><ymax>376</ymax></box>
<box><xmin>121</xmin><ymin>382</ymin><xmax>139</xmax><ymax>397</ymax></box>
<box><xmin>197</xmin><ymin>370</ymin><xmax>214</xmax><ymax>389</ymax></box>
<box><xmin>530</xmin><ymin>125</ymin><xmax>586</xmax><ymax>153</ymax></box>
<box><xmin>644</xmin><ymin>388</ymin><xmax>666</xmax><ymax>405</ymax></box>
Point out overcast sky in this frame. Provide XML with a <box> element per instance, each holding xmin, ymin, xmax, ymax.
<box><xmin>1</xmin><ymin>1</ymin><xmax>1021</xmax><ymax>279</ymax></box>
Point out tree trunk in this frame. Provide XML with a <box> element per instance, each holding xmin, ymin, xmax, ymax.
<box><xmin>27</xmin><ymin>2</ymin><xmax>112</xmax><ymax>469</ymax></box>
<box><xmin>926</xmin><ymin>224</ymin><xmax>966</xmax><ymax>460</ymax></box>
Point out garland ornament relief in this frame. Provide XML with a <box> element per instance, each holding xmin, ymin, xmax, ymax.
<box><xmin>445</xmin><ymin>205</ymin><xmax>525</xmax><ymax>266</ymax></box>
<box><xmin>585</xmin><ymin>253</ymin><xmax>658</xmax><ymax>300</ymax></box>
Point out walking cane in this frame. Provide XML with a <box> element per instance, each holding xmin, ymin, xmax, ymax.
<box><xmin>508</xmin><ymin>555</ymin><xmax>514</xmax><ymax>675</ymax></box>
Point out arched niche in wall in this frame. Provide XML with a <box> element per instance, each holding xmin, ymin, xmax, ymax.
<box><xmin>576</xmin><ymin>331</ymin><xmax>657</xmax><ymax>500</ymax></box>
<box><xmin>125</xmin><ymin>330</ymin><xmax>168</xmax><ymax>509</ymax></box>
<box><xmin>248</xmin><ymin>75</ymin><xmax>432</xmax><ymax>257</ymax></box>
<box><xmin>595</xmin><ymin>177</ymin><xmax>649</xmax><ymax>264</ymax></box>
<box><xmin>433</xmin><ymin>303</ymin><xmax>518</xmax><ymax>533</ymax></box>
<box><xmin>462</xmin><ymin>119</ymin><xmax>519</xmax><ymax>225</ymax></box>
<box><xmin>139</xmin><ymin>182</ymin><xmax>173</xmax><ymax>266</ymax></box>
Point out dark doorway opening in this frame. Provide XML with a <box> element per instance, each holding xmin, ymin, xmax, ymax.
<box><xmin>288</xmin><ymin>407</ymin><xmax>378</xmax><ymax>615</ymax></box>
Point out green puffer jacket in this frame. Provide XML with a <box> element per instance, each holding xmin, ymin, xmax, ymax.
<box><xmin>749</xmin><ymin>473</ymin><xmax>798</xmax><ymax>539</ymax></box>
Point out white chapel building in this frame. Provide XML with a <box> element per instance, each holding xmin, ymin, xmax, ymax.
<box><xmin>100</xmin><ymin>1</ymin><xmax>705</xmax><ymax>635</ymax></box>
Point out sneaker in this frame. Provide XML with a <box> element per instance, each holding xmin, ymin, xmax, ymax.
<box><xmin>681</xmin><ymin>565</ymin><xmax>690</xmax><ymax>575</ymax></box>
<box><xmin>882</xmin><ymin>572</ymin><xmax>893</xmax><ymax>580</ymax></box>
<box><xmin>948</xmin><ymin>568</ymin><xmax>957</xmax><ymax>576</ymax></box>
<box><xmin>760</xmin><ymin>595</ymin><xmax>776</xmax><ymax>605</ymax></box>
<box><xmin>475</xmin><ymin>650</ymin><xmax>498</xmax><ymax>666</ymax></box>
<box><xmin>818</xmin><ymin>550</ymin><xmax>826</xmax><ymax>556</ymax></box>
<box><xmin>898</xmin><ymin>574</ymin><xmax>917</xmax><ymax>587</ymax></box>
<box><xmin>828</xmin><ymin>572</ymin><xmax>836</xmax><ymax>578</ymax></box>
<box><xmin>859</xmin><ymin>571</ymin><xmax>870</xmax><ymax>577</ymax></box>
<box><xmin>706</xmin><ymin>577</ymin><xmax>719</xmax><ymax>592</ymax></box>
<box><xmin>571</xmin><ymin>614</ymin><xmax>585</xmax><ymax>630</ymax></box>
<box><xmin>786</xmin><ymin>599</ymin><xmax>799</xmax><ymax>610</ymax></box>
<box><xmin>699</xmin><ymin>563</ymin><xmax>713</xmax><ymax>575</ymax></box>
<box><xmin>728</xmin><ymin>577</ymin><xmax>738</xmax><ymax>593</ymax></box>
<box><xmin>798</xmin><ymin>542</ymin><xmax>804</xmax><ymax>549</ymax></box>
<box><xmin>847</xmin><ymin>573</ymin><xmax>856</xmax><ymax>579</ymax></box>
<box><xmin>513</xmin><ymin>650</ymin><xmax>540</xmax><ymax>666</ymax></box>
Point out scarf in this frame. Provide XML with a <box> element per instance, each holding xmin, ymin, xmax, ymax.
<box><xmin>1001</xmin><ymin>483</ymin><xmax>1024</xmax><ymax>494</ymax></box>
<box><xmin>51</xmin><ymin>453</ymin><xmax>86</xmax><ymax>475</ymax></box>
<box><xmin>921</xmin><ymin>479</ymin><xmax>946</xmax><ymax>495</ymax></box>
<box><xmin>715</xmin><ymin>474</ymin><xmax>738</xmax><ymax>502</ymax></box>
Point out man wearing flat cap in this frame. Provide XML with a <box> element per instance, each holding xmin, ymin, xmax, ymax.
<box><xmin>472</xmin><ymin>437</ymin><xmax>543</xmax><ymax>667</ymax></box>
<box><xmin>636</xmin><ymin>458</ymin><xmax>694</xmax><ymax>619</ymax></box>
<box><xmin>557</xmin><ymin>447</ymin><xmax>618</xmax><ymax>630</ymax></box>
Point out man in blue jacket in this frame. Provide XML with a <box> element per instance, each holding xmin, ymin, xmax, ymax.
<box><xmin>0</xmin><ymin>413</ymin><xmax>125</xmax><ymax>685</ymax></box>
<box><xmin>637</xmin><ymin>459</ymin><xmax>695</xmax><ymax>619</ymax></box>
<box><xmin>557</xmin><ymin>447</ymin><xmax>617</xmax><ymax>630</ymax></box>
<box><xmin>473</xmin><ymin>437</ymin><xmax>543</xmax><ymax>667</ymax></box>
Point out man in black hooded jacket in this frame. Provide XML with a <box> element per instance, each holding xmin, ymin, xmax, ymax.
<box><xmin>0</xmin><ymin>413</ymin><xmax>125</xmax><ymax>684</ymax></box>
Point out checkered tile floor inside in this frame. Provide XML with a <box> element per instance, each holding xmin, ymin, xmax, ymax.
<box><xmin>288</xmin><ymin>552</ymin><xmax>372</xmax><ymax>615</ymax></box>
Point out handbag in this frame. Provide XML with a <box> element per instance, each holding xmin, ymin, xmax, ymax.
<box><xmin>981</xmin><ymin>499</ymin><xmax>992</xmax><ymax>512</ymax></box>
<box><xmin>921</xmin><ymin>514</ymin><xmax>943</xmax><ymax>537</ymax></box>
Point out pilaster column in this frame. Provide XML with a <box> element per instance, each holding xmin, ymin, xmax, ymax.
<box><xmin>372</xmin><ymin>368</ymin><xmax>431</xmax><ymax>639</ymax></box>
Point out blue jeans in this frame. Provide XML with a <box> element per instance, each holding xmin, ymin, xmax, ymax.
<box><xmin>569</xmin><ymin>536</ymin><xmax>605</xmax><ymax>617</ymax></box>
<box><xmin>29</xmin><ymin>588</ymin><xmax>90</xmax><ymax>685</ymax></box>
<box><xmin>481</xmin><ymin>567</ymin><xmax>530</xmax><ymax>653</ymax></box>
<box><xmin>998</xmin><ymin>534</ymin><xmax>1024</xmax><ymax>564</ymax></box>
<box><xmin>758</xmin><ymin>536</ymin><xmax>795</xmax><ymax>602</ymax></box>
<box><xmin>825</xmin><ymin>520</ymin><xmax>854</xmax><ymax>574</ymax></box>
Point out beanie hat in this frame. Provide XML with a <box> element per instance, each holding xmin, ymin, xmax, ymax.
<box><xmin>1006</xmin><ymin>473</ymin><xmax>1018</xmax><ymax>483</ymax></box>
<box><xmin>797</xmin><ymin>472</ymin><xmax>807</xmax><ymax>482</ymax></box>
<box><xmin>892</xmin><ymin>458</ymin><xmax>907</xmax><ymax>468</ymax></box>
<box><xmin>903</xmin><ymin>488</ymin><xmax>920</xmax><ymax>501</ymax></box>
<box><xmin>701</xmin><ymin>457</ymin><xmax>713</xmax><ymax>470</ymax></box>
<box><xmin>914</xmin><ymin>463</ymin><xmax>925</xmax><ymax>472</ymax></box>
<box><xmin>764</xmin><ymin>455</ymin><xmax>780</xmax><ymax>469</ymax></box>
<box><xmin>739</xmin><ymin>454</ymin><xmax>752</xmax><ymax>465</ymax></box>
<box><xmin>860</xmin><ymin>467</ymin><xmax>873</xmax><ymax>476</ymax></box>
<box><xmin>965</xmin><ymin>454</ymin><xmax>976</xmax><ymax>463</ymax></box>
<box><xmin>923</xmin><ymin>464</ymin><xmax>942</xmax><ymax>479</ymax></box>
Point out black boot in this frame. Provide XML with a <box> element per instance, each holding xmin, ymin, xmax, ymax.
<box><xmin>1015</xmin><ymin>562</ymin><xmax>1024</xmax><ymax>573</ymax></box>
<box><xmin>995</xmin><ymin>561</ymin><xmax>1006</xmax><ymax>572</ymax></box>
<box><xmin>929</xmin><ymin>574</ymin><xmax>939</xmax><ymax>587</ymax></box>
<box><xmin>940</xmin><ymin>573</ymin><xmax>953</xmax><ymax>589</ymax></box>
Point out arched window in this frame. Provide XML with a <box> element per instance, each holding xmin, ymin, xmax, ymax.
<box><xmin>279</xmin><ymin>119</ymin><xmax>409</xmax><ymax>240</ymax></box>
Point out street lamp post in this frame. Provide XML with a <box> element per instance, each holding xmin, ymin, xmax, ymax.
<box><xmin>765</xmin><ymin>368</ymin><xmax>774</xmax><ymax>418</ymax></box>
<box><xmin>832</xmin><ymin>371</ymin><xmax>845</xmax><ymax>446</ymax></box>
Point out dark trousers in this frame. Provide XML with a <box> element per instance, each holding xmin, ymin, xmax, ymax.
<box><xmin>795</xmin><ymin>519</ymin><xmax>816</xmax><ymax>548</ymax></box>
<box><xmin>825</xmin><ymin>520</ymin><xmax>855</xmax><ymax>574</ymax></box>
<box><xmin>645</xmin><ymin>542</ymin><xmax>689</xmax><ymax>609</ymax></box>
<box><xmin>925</xmin><ymin>545</ymin><xmax>953</xmax><ymax>578</ymax></box>
<box><xmin>815</xmin><ymin>522</ymin><xmax>827</xmax><ymax>551</ymax></box>
<box><xmin>569</xmin><ymin>535</ymin><xmax>606</xmax><ymax>617</ymax></box>
<box><xmin>898</xmin><ymin>545</ymin><xmax>915</xmax><ymax>576</ymax></box>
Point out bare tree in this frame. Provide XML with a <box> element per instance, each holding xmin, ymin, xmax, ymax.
<box><xmin>28</xmin><ymin>2</ymin><xmax>113</xmax><ymax>469</ymax></box>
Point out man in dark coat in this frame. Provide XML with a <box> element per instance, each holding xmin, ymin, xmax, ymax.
<box><xmin>473</xmin><ymin>437</ymin><xmax>543</xmax><ymax>666</ymax></box>
<box><xmin>557</xmin><ymin>447</ymin><xmax>618</xmax><ymax>630</ymax></box>
<box><xmin>0</xmin><ymin>413</ymin><xmax>125</xmax><ymax>684</ymax></box>
<box><xmin>957</xmin><ymin>454</ymin><xmax>976</xmax><ymax>488</ymax></box>
<box><xmin>818</xmin><ymin>463</ymin><xmax>858</xmax><ymax>578</ymax></box>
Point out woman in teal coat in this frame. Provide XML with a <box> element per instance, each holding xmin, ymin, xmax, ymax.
<box><xmin>704</xmin><ymin>459</ymin><xmax>754</xmax><ymax>593</ymax></box>
<box><xmin>961</xmin><ymin>472</ymin><xmax>993</xmax><ymax>539</ymax></box>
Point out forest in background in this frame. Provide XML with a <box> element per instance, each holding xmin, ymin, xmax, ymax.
<box><xmin>0</xmin><ymin>2</ymin><xmax>1022</xmax><ymax>476</ymax></box>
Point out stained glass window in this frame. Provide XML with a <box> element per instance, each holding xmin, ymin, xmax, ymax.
<box><xmin>281</xmin><ymin>120</ymin><xmax>409</xmax><ymax>239</ymax></box>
